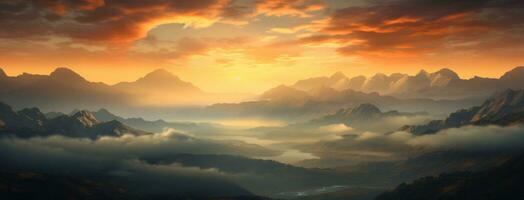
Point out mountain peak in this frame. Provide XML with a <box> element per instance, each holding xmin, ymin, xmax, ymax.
<box><xmin>330</xmin><ymin>71</ymin><xmax>347</xmax><ymax>80</ymax></box>
<box><xmin>0</xmin><ymin>68</ymin><xmax>6</xmax><ymax>78</ymax></box>
<box><xmin>49</xmin><ymin>67</ymin><xmax>86</xmax><ymax>82</ymax></box>
<box><xmin>416</xmin><ymin>69</ymin><xmax>429</xmax><ymax>77</ymax></box>
<box><xmin>500</xmin><ymin>66</ymin><xmax>524</xmax><ymax>80</ymax></box>
<box><xmin>142</xmin><ymin>69</ymin><xmax>180</xmax><ymax>81</ymax></box>
<box><xmin>371</xmin><ymin>73</ymin><xmax>388</xmax><ymax>79</ymax></box>
<box><xmin>97</xmin><ymin>108</ymin><xmax>112</xmax><ymax>115</ymax></box>
<box><xmin>434</xmin><ymin>68</ymin><xmax>459</xmax><ymax>79</ymax></box>
<box><xmin>93</xmin><ymin>108</ymin><xmax>122</xmax><ymax>122</ymax></box>
<box><xmin>71</xmin><ymin>110</ymin><xmax>99</xmax><ymax>127</ymax></box>
<box><xmin>353</xmin><ymin>103</ymin><xmax>382</xmax><ymax>114</ymax></box>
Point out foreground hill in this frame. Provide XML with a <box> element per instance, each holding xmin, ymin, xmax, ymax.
<box><xmin>142</xmin><ymin>153</ymin><xmax>352</xmax><ymax>196</ymax></box>
<box><xmin>401</xmin><ymin>89</ymin><xmax>524</xmax><ymax>134</ymax></box>
<box><xmin>0</xmin><ymin>170</ymin><xmax>261</xmax><ymax>200</ymax></box>
<box><xmin>375</xmin><ymin>153</ymin><xmax>524</xmax><ymax>200</ymax></box>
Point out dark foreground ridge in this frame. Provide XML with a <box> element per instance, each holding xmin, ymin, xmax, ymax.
<box><xmin>375</xmin><ymin>153</ymin><xmax>524</xmax><ymax>200</ymax></box>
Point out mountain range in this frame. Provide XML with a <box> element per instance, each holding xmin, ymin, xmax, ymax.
<box><xmin>88</xmin><ymin>108</ymin><xmax>216</xmax><ymax>133</ymax></box>
<box><xmin>0</xmin><ymin>102</ymin><xmax>149</xmax><ymax>139</ymax></box>
<box><xmin>1</xmin><ymin>67</ymin><xmax>522</xmax><ymax>119</ymax></box>
<box><xmin>311</xmin><ymin>103</ymin><xmax>426</xmax><ymax>126</ymax></box>
<box><xmin>286</xmin><ymin>67</ymin><xmax>524</xmax><ymax>100</ymax></box>
<box><xmin>401</xmin><ymin>89</ymin><xmax>524</xmax><ymax>135</ymax></box>
<box><xmin>0</xmin><ymin>67</ymin><xmax>247</xmax><ymax>112</ymax></box>
<box><xmin>208</xmin><ymin>84</ymin><xmax>478</xmax><ymax>121</ymax></box>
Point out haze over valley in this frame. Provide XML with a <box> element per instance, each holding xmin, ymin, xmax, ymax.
<box><xmin>2</xmin><ymin>0</ymin><xmax>524</xmax><ymax>200</ymax></box>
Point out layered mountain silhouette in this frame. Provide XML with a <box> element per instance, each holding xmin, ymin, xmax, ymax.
<box><xmin>0</xmin><ymin>68</ymin><xmax>126</xmax><ymax>112</ymax></box>
<box><xmin>88</xmin><ymin>108</ymin><xmax>214</xmax><ymax>133</ymax></box>
<box><xmin>312</xmin><ymin>103</ymin><xmax>425</xmax><ymax>126</ymax></box>
<box><xmin>114</xmin><ymin>69</ymin><xmax>202</xmax><ymax>93</ymax></box>
<box><xmin>0</xmin><ymin>67</ymin><xmax>246</xmax><ymax>112</ymax></box>
<box><xmin>375</xmin><ymin>153</ymin><xmax>524</xmax><ymax>200</ymax></box>
<box><xmin>0</xmin><ymin>102</ymin><xmax>149</xmax><ymax>139</ymax></box>
<box><xmin>212</xmin><ymin>84</ymin><xmax>476</xmax><ymax>120</ymax></box>
<box><xmin>401</xmin><ymin>89</ymin><xmax>524</xmax><ymax>135</ymax></box>
<box><xmin>285</xmin><ymin>67</ymin><xmax>524</xmax><ymax>100</ymax></box>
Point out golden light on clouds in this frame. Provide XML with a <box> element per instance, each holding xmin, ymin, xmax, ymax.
<box><xmin>0</xmin><ymin>0</ymin><xmax>523</xmax><ymax>93</ymax></box>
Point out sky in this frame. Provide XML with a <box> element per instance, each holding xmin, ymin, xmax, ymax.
<box><xmin>1</xmin><ymin>0</ymin><xmax>524</xmax><ymax>93</ymax></box>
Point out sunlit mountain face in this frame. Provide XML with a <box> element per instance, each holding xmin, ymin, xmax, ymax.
<box><xmin>1</xmin><ymin>0</ymin><xmax>524</xmax><ymax>200</ymax></box>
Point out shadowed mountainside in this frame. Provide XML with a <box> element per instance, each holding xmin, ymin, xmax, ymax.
<box><xmin>0</xmin><ymin>102</ymin><xmax>148</xmax><ymax>139</ymax></box>
<box><xmin>0</xmin><ymin>170</ymin><xmax>260</xmax><ymax>200</ymax></box>
<box><xmin>401</xmin><ymin>89</ymin><xmax>524</xmax><ymax>134</ymax></box>
<box><xmin>311</xmin><ymin>103</ymin><xmax>427</xmax><ymax>126</ymax></box>
<box><xmin>375</xmin><ymin>152</ymin><xmax>524</xmax><ymax>200</ymax></box>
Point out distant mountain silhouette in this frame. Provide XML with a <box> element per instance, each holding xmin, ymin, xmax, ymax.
<box><xmin>221</xmin><ymin>83</ymin><xmax>477</xmax><ymax>120</ymax></box>
<box><xmin>292</xmin><ymin>71</ymin><xmax>349</xmax><ymax>91</ymax></box>
<box><xmin>401</xmin><ymin>89</ymin><xmax>524</xmax><ymax>134</ymax></box>
<box><xmin>0</xmin><ymin>102</ymin><xmax>149</xmax><ymax>139</ymax></box>
<box><xmin>375</xmin><ymin>153</ymin><xmax>524</xmax><ymax>200</ymax></box>
<box><xmin>312</xmin><ymin>103</ymin><xmax>425</xmax><ymax>126</ymax></box>
<box><xmin>284</xmin><ymin>67</ymin><xmax>524</xmax><ymax>100</ymax></box>
<box><xmin>0</xmin><ymin>68</ymin><xmax>127</xmax><ymax>111</ymax></box>
<box><xmin>0</xmin><ymin>67</ymin><xmax>248</xmax><ymax>111</ymax></box>
<box><xmin>114</xmin><ymin>69</ymin><xmax>203</xmax><ymax>94</ymax></box>
<box><xmin>90</xmin><ymin>108</ymin><xmax>214</xmax><ymax>133</ymax></box>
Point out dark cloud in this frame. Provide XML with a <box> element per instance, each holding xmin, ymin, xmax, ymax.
<box><xmin>299</xmin><ymin>0</ymin><xmax>524</xmax><ymax>58</ymax></box>
<box><xmin>0</xmin><ymin>0</ymin><xmax>229</xmax><ymax>43</ymax></box>
<box><xmin>220</xmin><ymin>0</ymin><xmax>325</xmax><ymax>24</ymax></box>
<box><xmin>0</xmin><ymin>0</ymin><xmax>327</xmax><ymax>43</ymax></box>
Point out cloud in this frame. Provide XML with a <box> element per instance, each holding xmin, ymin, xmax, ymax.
<box><xmin>0</xmin><ymin>0</ymin><xmax>230</xmax><ymax>43</ymax></box>
<box><xmin>0</xmin><ymin>134</ymin><xmax>255</xmax><ymax>197</ymax></box>
<box><xmin>133</xmin><ymin>36</ymin><xmax>255</xmax><ymax>62</ymax></box>
<box><xmin>254</xmin><ymin>0</ymin><xmax>324</xmax><ymax>18</ymax></box>
<box><xmin>297</xmin><ymin>0</ymin><xmax>524</xmax><ymax>58</ymax></box>
<box><xmin>220</xmin><ymin>0</ymin><xmax>325</xmax><ymax>24</ymax></box>
<box><xmin>317</xmin><ymin>123</ymin><xmax>353</xmax><ymax>133</ymax></box>
<box><xmin>0</xmin><ymin>129</ymin><xmax>346</xmax><ymax>196</ymax></box>
<box><xmin>0</xmin><ymin>128</ymin><xmax>280</xmax><ymax>162</ymax></box>
<box><xmin>0</xmin><ymin>0</ymin><xmax>328</xmax><ymax>43</ymax></box>
<box><xmin>297</xmin><ymin>125</ymin><xmax>524</xmax><ymax>163</ymax></box>
<box><xmin>407</xmin><ymin>125</ymin><xmax>524</xmax><ymax>152</ymax></box>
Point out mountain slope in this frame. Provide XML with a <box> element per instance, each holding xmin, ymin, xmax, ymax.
<box><xmin>375</xmin><ymin>153</ymin><xmax>524</xmax><ymax>200</ymax></box>
<box><xmin>311</xmin><ymin>103</ymin><xmax>424</xmax><ymax>126</ymax></box>
<box><xmin>401</xmin><ymin>89</ymin><xmax>524</xmax><ymax>134</ymax></box>
<box><xmin>90</xmin><ymin>108</ymin><xmax>214</xmax><ymax>133</ymax></box>
<box><xmin>0</xmin><ymin>102</ymin><xmax>150</xmax><ymax>138</ymax></box>
<box><xmin>114</xmin><ymin>69</ymin><xmax>202</xmax><ymax>94</ymax></box>
<box><xmin>0</xmin><ymin>170</ymin><xmax>260</xmax><ymax>200</ymax></box>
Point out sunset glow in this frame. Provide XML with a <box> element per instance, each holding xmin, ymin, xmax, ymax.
<box><xmin>1</xmin><ymin>0</ymin><xmax>523</xmax><ymax>93</ymax></box>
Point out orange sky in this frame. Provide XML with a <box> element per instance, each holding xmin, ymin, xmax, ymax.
<box><xmin>1</xmin><ymin>0</ymin><xmax>523</xmax><ymax>93</ymax></box>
